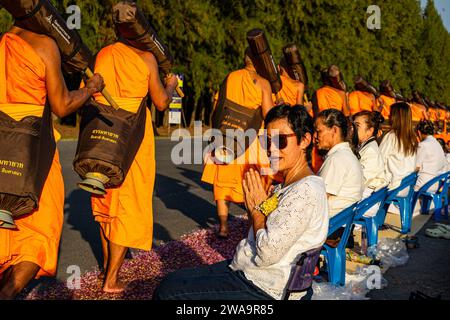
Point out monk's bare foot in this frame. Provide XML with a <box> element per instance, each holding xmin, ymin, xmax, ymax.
<box><xmin>102</xmin><ymin>279</ymin><xmax>127</xmax><ymax>293</ymax></box>
<box><xmin>217</xmin><ymin>225</ymin><xmax>229</xmax><ymax>239</ymax></box>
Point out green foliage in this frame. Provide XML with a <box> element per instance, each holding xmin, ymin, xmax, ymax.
<box><xmin>0</xmin><ymin>0</ymin><xmax>449</xmax><ymax>118</ymax></box>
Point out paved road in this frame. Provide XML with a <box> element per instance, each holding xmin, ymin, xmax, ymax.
<box><xmin>55</xmin><ymin>138</ymin><xmax>244</xmax><ymax>282</ymax></box>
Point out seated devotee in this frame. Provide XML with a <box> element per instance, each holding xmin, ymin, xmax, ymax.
<box><xmin>153</xmin><ymin>105</ymin><xmax>329</xmax><ymax>300</ymax></box>
<box><xmin>379</xmin><ymin>102</ymin><xmax>418</xmax><ymax>214</ymax></box>
<box><xmin>352</xmin><ymin>111</ymin><xmax>388</xmax><ymax>217</ymax></box>
<box><xmin>414</xmin><ymin>120</ymin><xmax>448</xmax><ymax>193</ymax></box>
<box><xmin>315</xmin><ymin>109</ymin><xmax>364</xmax><ymax>218</ymax></box>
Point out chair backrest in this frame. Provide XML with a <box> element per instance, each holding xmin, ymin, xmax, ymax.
<box><xmin>284</xmin><ymin>247</ymin><xmax>322</xmax><ymax>299</ymax></box>
<box><xmin>328</xmin><ymin>202</ymin><xmax>357</xmax><ymax>235</ymax></box>
<box><xmin>386</xmin><ymin>172</ymin><xmax>418</xmax><ymax>202</ymax></box>
<box><xmin>354</xmin><ymin>187</ymin><xmax>388</xmax><ymax>220</ymax></box>
<box><xmin>417</xmin><ymin>171</ymin><xmax>450</xmax><ymax>196</ymax></box>
<box><xmin>412</xmin><ymin>171</ymin><xmax>450</xmax><ymax>212</ymax></box>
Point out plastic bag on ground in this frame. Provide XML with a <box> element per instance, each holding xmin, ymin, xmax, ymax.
<box><xmin>312</xmin><ymin>265</ymin><xmax>388</xmax><ymax>300</ymax></box>
<box><xmin>375</xmin><ymin>237</ymin><xmax>409</xmax><ymax>269</ymax></box>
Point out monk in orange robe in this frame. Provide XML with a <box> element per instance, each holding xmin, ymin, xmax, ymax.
<box><xmin>0</xmin><ymin>27</ymin><xmax>104</xmax><ymax>299</ymax></box>
<box><xmin>312</xmin><ymin>85</ymin><xmax>349</xmax><ymax>117</ymax></box>
<box><xmin>378</xmin><ymin>94</ymin><xmax>396</xmax><ymax>120</ymax></box>
<box><xmin>201</xmin><ymin>49</ymin><xmax>273</xmax><ymax>238</ymax></box>
<box><xmin>348</xmin><ymin>90</ymin><xmax>378</xmax><ymax>115</ymax></box>
<box><xmin>410</xmin><ymin>102</ymin><xmax>427</xmax><ymax>123</ymax></box>
<box><xmin>87</xmin><ymin>41</ymin><xmax>178</xmax><ymax>293</ymax></box>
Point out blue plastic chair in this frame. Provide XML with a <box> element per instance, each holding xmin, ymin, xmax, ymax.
<box><xmin>380</xmin><ymin>172</ymin><xmax>418</xmax><ymax>234</ymax></box>
<box><xmin>411</xmin><ymin>171</ymin><xmax>450</xmax><ymax>222</ymax></box>
<box><xmin>354</xmin><ymin>187</ymin><xmax>389</xmax><ymax>248</ymax></box>
<box><xmin>321</xmin><ymin>203</ymin><xmax>357</xmax><ymax>286</ymax></box>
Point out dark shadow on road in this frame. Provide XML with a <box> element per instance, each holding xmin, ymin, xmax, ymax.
<box><xmin>65</xmin><ymin>189</ymin><xmax>103</xmax><ymax>267</ymax></box>
<box><xmin>176</xmin><ymin>165</ymin><xmax>213</xmax><ymax>192</ymax></box>
<box><xmin>154</xmin><ymin>172</ymin><xmax>217</xmax><ymax>229</ymax></box>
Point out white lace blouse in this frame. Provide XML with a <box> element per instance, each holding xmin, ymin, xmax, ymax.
<box><xmin>229</xmin><ymin>175</ymin><xmax>329</xmax><ymax>300</ymax></box>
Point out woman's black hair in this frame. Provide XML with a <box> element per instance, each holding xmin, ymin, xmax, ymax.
<box><xmin>352</xmin><ymin>110</ymin><xmax>385</xmax><ymax>138</ymax></box>
<box><xmin>316</xmin><ymin>108</ymin><xmax>348</xmax><ymax>140</ymax></box>
<box><xmin>264</xmin><ymin>104</ymin><xmax>314</xmax><ymax>163</ymax></box>
<box><xmin>416</xmin><ymin>120</ymin><xmax>435</xmax><ymax>136</ymax></box>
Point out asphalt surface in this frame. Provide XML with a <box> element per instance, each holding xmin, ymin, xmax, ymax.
<box><xmin>23</xmin><ymin>138</ymin><xmax>450</xmax><ymax>300</ymax></box>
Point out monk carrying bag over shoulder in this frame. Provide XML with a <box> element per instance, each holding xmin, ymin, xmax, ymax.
<box><xmin>0</xmin><ymin>103</ymin><xmax>55</xmax><ymax>229</ymax></box>
<box><xmin>210</xmin><ymin>76</ymin><xmax>263</xmax><ymax>165</ymax></box>
<box><xmin>73</xmin><ymin>97</ymin><xmax>147</xmax><ymax>195</ymax></box>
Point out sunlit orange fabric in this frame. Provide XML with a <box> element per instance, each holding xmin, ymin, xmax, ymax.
<box><xmin>201</xmin><ymin>68</ymin><xmax>270</xmax><ymax>203</ymax></box>
<box><xmin>274</xmin><ymin>75</ymin><xmax>299</xmax><ymax>106</ymax></box>
<box><xmin>348</xmin><ymin>91</ymin><xmax>375</xmax><ymax>115</ymax></box>
<box><xmin>316</xmin><ymin>85</ymin><xmax>346</xmax><ymax>113</ymax></box>
<box><xmin>90</xmin><ymin>42</ymin><xmax>154</xmax><ymax>250</ymax></box>
<box><xmin>0</xmin><ymin>33</ymin><xmax>64</xmax><ymax>278</ymax></box>
<box><xmin>379</xmin><ymin>95</ymin><xmax>396</xmax><ymax>119</ymax></box>
<box><xmin>410</xmin><ymin>103</ymin><xmax>427</xmax><ymax>122</ymax></box>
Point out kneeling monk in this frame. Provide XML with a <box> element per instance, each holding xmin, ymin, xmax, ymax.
<box><xmin>88</xmin><ymin>40</ymin><xmax>178</xmax><ymax>292</ymax></box>
<box><xmin>0</xmin><ymin>26</ymin><xmax>104</xmax><ymax>299</ymax></box>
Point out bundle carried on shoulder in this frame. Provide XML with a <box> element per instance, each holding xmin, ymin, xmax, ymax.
<box><xmin>112</xmin><ymin>1</ymin><xmax>183</xmax><ymax>97</ymax></box>
<box><xmin>0</xmin><ymin>0</ymin><xmax>92</xmax><ymax>73</ymax></box>
<box><xmin>353</xmin><ymin>75</ymin><xmax>380</xmax><ymax>97</ymax></box>
<box><xmin>325</xmin><ymin>64</ymin><xmax>346</xmax><ymax>92</ymax></box>
<box><xmin>0</xmin><ymin>104</ymin><xmax>55</xmax><ymax>229</ymax></box>
<box><xmin>73</xmin><ymin>98</ymin><xmax>147</xmax><ymax>195</ymax></box>
<box><xmin>281</xmin><ymin>43</ymin><xmax>308</xmax><ymax>87</ymax></box>
<box><xmin>246</xmin><ymin>28</ymin><xmax>282</xmax><ymax>95</ymax></box>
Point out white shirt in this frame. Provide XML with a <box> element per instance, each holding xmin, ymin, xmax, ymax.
<box><xmin>379</xmin><ymin>131</ymin><xmax>416</xmax><ymax>191</ymax></box>
<box><xmin>229</xmin><ymin>175</ymin><xmax>329</xmax><ymax>300</ymax></box>
<box><xmin>318</xmin><ymin>142</ymin><xmax>364</xmax><ymax>217</ymax></box>
<box><xmin>358</xmin><ymin>139</ymin><xmax>388</xmax><ymax>190</ymax></box>
<box><xmin>415</xmin><ymin>135</ymin><xmax>447</xmax><ymax>192</ymax></box>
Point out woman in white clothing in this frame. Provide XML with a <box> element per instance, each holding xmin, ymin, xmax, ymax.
<box><xmin>315</xmin><ymin>108</ymin><xmax>364</xmax><ymax>218</ymax></box>
<box><xmin>379</xmin><ymin>102</ymin><xmax>418</xmax><ymax>214</ymax></box>
<box><xmin>379</xmin><ymin>102</ymin><xmax>418</xmax><ymax>192</ymax></box>
<box><xmin>352</xmin><ymin>111</ymin><xmax>388</xmax><ymax>217</ymax></box>
<box><xmin>154</xmin><ymin>105</ymin><xmax>329</xmax><ymax>300</ymax></box>
<box><xmin>415</xmin><ymin>120</ymin><xmax>447</xmax><ymax>193</ymax></box>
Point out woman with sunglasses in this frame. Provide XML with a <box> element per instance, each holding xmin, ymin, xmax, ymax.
<box><xmin>315</xmin><ymin>109</ymin><xmax>364</xmax><ymax>218</ymax></box>
<box><xmin>153</xmin><ymin>105</ymin><xmax>329</xmax><ymax>300</ymax></box>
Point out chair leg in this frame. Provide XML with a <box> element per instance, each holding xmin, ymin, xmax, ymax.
<box><xmin>433</xmin><ymin>197</ymin><xmax>442</xmax><ymax>222</ymax></box>
<box><xmin>365</xmin><ymin>218</ymin><xmax>378</xmax><ymax>248</ymax></box>
<box><xmin>398</xmin><ymin>199</ymin><xmax>412</xmax><ymax>234</ymax></box>
<box><xmin>325</xmin><ymin>248</ymin><xmax>345</xmax><ymax>287</ymax></box>
<box><xmin>421</xmin><ymin>196</ymin><xmax>432</xmax><ymax>215</ymax></box>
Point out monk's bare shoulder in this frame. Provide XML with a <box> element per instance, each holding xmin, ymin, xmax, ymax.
<box><xmin>16</xmin><ymin>30</ymin><xmax>60</xmax><ymax>65</ymax></box>
<box><xmin>129</xmin><ymin>46</ymin><xmax>157</xmax><ymax>71</ymax></box>
<box><xmin>254</xmin><ymin>74</ymin><xmax>271</xmax><ymax>93</ymax></box>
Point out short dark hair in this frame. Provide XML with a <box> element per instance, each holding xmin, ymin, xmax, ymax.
<box><xmin>264</xmin><ymin>104</ymin><xmax>314</xmax><ymax>162</ymax></box>
<box><xmin>416</xmin><ymin>120</ymin><xmax>435</xmax><ymax>136</ymax></box>
<box><xmin>317</xmin><ymin>108</ymin><xmax>348</xmax><ymax>140</ymax></box>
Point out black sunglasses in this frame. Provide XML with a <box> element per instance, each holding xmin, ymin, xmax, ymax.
<box><xmin>260</xmin><ymin>133</ymin><xmax>297</xmax><ymax>151</ymax></box>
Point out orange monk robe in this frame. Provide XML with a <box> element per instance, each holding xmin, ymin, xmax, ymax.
<box><xmin>274</xmin><ymin>75</ymin><xmax>299</xmax><ymax>106</ymax></box>
<box><xmin>379</xmin><ymin>95</ymin><xmax>396</xmax><ymax>120</ymax></box>
<box><xmin>434</xmin><ymin>108</ymin><xmax>447</xmax><ymax>141</ymax></box>
<box><xmin>201</xmin><ymin>69</ymin><xmax>271</xmax><ymax>203</ymax></box>
<box><xmin>348</xmin><ymin>91</ymin><xmax>376</xmax><ymax>115</ymax></box>
<box><xmin>315</xmin><ymin>85</ymin><xmax>347</xmax><ymax>114</ymax></box>
<box><xmin>89</xmin><ymin>42</ymin><xmax>155</xmax><ymax>250</ymax></box>
<box><xmin>0</xmin><ymin>33</ymin><xmax>64</xmax><ymax>278</ymax></box>
<box><xmin>410</xmin><ymin>103</ymin><xmax>427</xmax><ymax>122</ymax></box>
